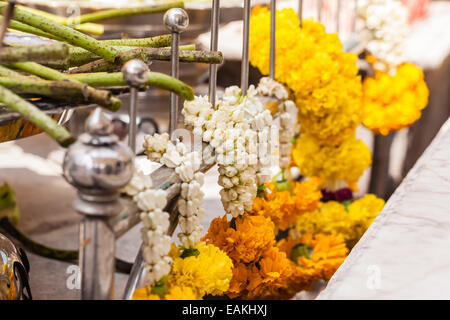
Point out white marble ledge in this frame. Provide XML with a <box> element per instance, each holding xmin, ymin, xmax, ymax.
<box><xmin>317</xmin><ymin>116</ymin><xmax>450</xmax><ymax>300</ymax></box>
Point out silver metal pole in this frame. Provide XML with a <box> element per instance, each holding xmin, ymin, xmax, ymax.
<box><xmin>208</xmin><ymin>0</ymin><xmax>220</xmax><ymax>107</ymax></box>
<box><xmin>336</xmin><ymin>0</ymin><xmax>340</xmax><ymax>34</ymax></box>
<box><xmin>298</xmin><ymin>0</ymin><xmax>303</xmax><ymax>27</ymax></box>
<box><xmin>269</xmin><ymin>0</ymin><xmax>276</xmax><ymax>80</ymax></box>
<box><xmin>164</xmin><ymin>8</ymin><xmax>189</xmax><ymax>138</ymax></box>
<box><xmin>128</xmin><ymin>87</ymin><xmax>138</xmax><ymax>153</ymax></box>
<box><xmin>317</xmin><ymin>0</ymin><xmax>322</xmax><ymax>22</ymax></box>
<box><xmin>63</xmin><ymin>108</ymin><xmax>134</xmax><ymax>300</ymax></box>
<box><xmin>241</xmin><ymin>0</ymin><xmax>251</xmax><ymax>95</ymax></box>
<box><xmin>169</xmin><ymin>33</ymin><xmax>179</xmax><ymax>136</ymax></box>
<box><xmin>0</xmin><ymin>0</ymin><xmax>16</xmax><ymax>50</ymax></box>
<box><xmin>122</xmin><ymin>60</ymin><xmax>150</xmax><ymax>154</ymax></box>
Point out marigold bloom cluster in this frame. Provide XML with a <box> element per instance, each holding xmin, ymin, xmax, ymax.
<box><xmin>251</xmin><ymin>179</ymin><xmax>322</xmax><ymax>231</ymax></box>
<box><xmin>292</xmin><ymin>134</ymin><xmax>372</xmax><ymax>187</ymax></box>
<box><xmin>132</xmin><ymin>285</ymin><xmax>197</xmax><ymax>300</ymax></box>
<box><xmin>362</xmin><ymin>63</ymin><xmax>429</xmax><ymax>135</ymax></box>
<box><xmin>203</xmin><ymin>214</ymin><xmax>275</xmax><ymax>263</ymax></box>
<box><xmin>296</xmin><ymin>194</ymin><xmax>385</xmax><ymax>248</ymax></box>
<box><xmin>168</xmin><ymin>242</ymin><xmax>233</xmax><ymax>297</ymax></box>
<box><xmin>277</xmin><ymin>233</ymin><xmax>348</xmax><ymax>282</ymax></box>
<box><xmin>249</xmin><ymin>6</ymin><xmax>362</xmax><ymax>146</ymax></box>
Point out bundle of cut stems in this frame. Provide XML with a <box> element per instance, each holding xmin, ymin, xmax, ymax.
<box><xmin>69</xmin><ymin>48</ymin><xmax>223</xmax><ymax>74</ymax></box>
<box><xmin>0</xmin><ymin>84</ymin><xmax>74</xmax><ymax>147</ymax></box>
<box><xmin>0</xmin><ymin>44</ymin><xmax>68</xmax><ymax>64</ymax></box>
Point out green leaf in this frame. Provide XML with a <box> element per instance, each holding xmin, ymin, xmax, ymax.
<box><xmin>230</xmin><ymin>217</ymin><xmax>237</xmax><ymax>230</ymax></box>
<box><xmin>257</xmin><ymin>185</ymin><xmax>267</xmax><ymax>198</ymax></box>
<box><xmin>290</xmin><ymin>243</ymin><xmax>312</xmax><ymax>264</ymax></box>
<box><xmin>151</xmin><ymin>283</ymin><xmax>169</xmax><ymax>298</ymax></box>
<box><xmin>0</xmin><ymin>183</ymin><xmax>20</xmax><ymax>226</ymax></box>
<box><xmin>275</xmin><ymin>179</ymin><xmax>293</xmax><ymax>195</ymax></box>
<box><xmin>181</xmin><ymin>248</ymin><xmax>200</xmax><ymax>259</ymax></box>
<box><xmin>342</xmin><ymin>200</ymin><xmax>352</xmax><ymax>212</ymax></box>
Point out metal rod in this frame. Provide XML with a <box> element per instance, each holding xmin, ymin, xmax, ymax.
<box><xmin>269</xmin><ymin>0</ymin><xmax>276</xmax><ymax>80</ymax></box>
<box><xmin>298</xmin><ymin>0</ymin><xmax>303</xmax><ymax>27</ymax></box>
<box><xmin>241</xmin><ymin>0</ymin><xmax>251</xmax><ymax>95</ymax></box>
<box><xmin>122</xmin><ymin>247</ymin><xmax>144</xmax><ymax>300</ymax></box>
<box><xmin>336</xmin><ymin>0</ymin><xmax>340</xmax><ymax>34</ymax></box>
<box><xmin>317</xmin><ymin>0</ymin><xmax>322</xmax><ymax>22</ymax></box>
<box><xmin>169</xmin><ymin>32</ymin><xmax>180</xmax><ymax>137</ymax></box>
<box><xmin>122</xmin><ymin>60</ymin><xmax>150</xmax><ymax>155</ymax></box>
<box><xmin>0</xmin><ymin>0</ymin><xmax>16</xmax><ymax>49</ymax></box>
<box><xmin>79</xmin><ymin>216</ymin><xmax>116</xmax><ymax>300</ymax></box>
<box><xmin>208</xmin><ymin>0</ymin><xmax>220</xmax><ymax>107</ymax></box>
<box><xmin>128</xmin><ymin>87</ymin><xmax>138</xmax><ymax>154</ymax></box>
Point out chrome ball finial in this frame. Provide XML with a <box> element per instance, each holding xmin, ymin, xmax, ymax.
<box><xmin>163</xmin><ymin>8</ymin><xmax>189</xmax><ymax>33</ymax></box>
<box><xmin>63</xmin><ymin>108</ymin><xmax>134</xmax><ymax>191</ymax></box>
<box><xmin>122</xmin><ymin>59</ymin><xmax>150</xmax><ymax>88</ymax></box>
<box><xmin>85</xmin><ymin>107</ymin><xmax>113</xmax><ymax>136</ymax></box>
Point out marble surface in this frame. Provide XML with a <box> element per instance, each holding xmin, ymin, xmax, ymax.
<box><xmin>317</xmin><ymin>117</ymin><xmax>450</xmax><ymax>300</ymax></box>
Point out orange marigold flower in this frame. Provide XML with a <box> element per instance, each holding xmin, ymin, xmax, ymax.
<box><xmin>202</xmin><ymin>213</ymin><xmax>275</xmax><ymax>263</ymax></box>
<box><xmin>245</xmin><ymin>247</ymin><xmax>293</xmax><ymax>299</ymax></box>
<box><xmin>226</xmin><ymin>261</ymin><xmax>250</xmax><ymax>299</ymax></box>
<box><xmin>251</xmin><ymin>179</ymin><xmax>322</xmax><ymax>231</ymax></box>
<box><xmin>132</xmin><ymin>286</ymin><xmax>161</xmax><ymax>300</ymax></box>
<box><xmin>297</xmin><ymin>233</ymin><xmax>349</xmax><ymax>281</ymax></box>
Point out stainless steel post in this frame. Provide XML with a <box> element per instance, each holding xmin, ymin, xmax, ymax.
<box><xmin>0</xmin><ymin>0</ymin><xmax>16</xmax><ymax>49</ymax></box>
<box><xmin>208</xmin><ymin>0</ymin><xmax>220</xmax><ymax>107</ymax></box>
<box><xmin>317</xmin><ymin>0</ymin><xmax>322</xmax><ymax>22</ymax></box>
<box><xmin>241</xmin><ymin>0</ymin><xmax>251</xmax><ymax>95</ymax></box>
<box><xmin>164</xmin><ymin>8</ymin><xmax>189</xmax><ymax>138</ymax></box>
<box><xmin>122</xmin><ymin>60</ymin><xmax>150</xmax><ymax>154</ymax></box>
<box><xmin>269</xmin><ymin>0</ymin><xmax>276</xmax><ymax>80</ymax></box>
<box><xmin>298</xmin><ymin>0</ymin><xmax>303</xmax><ymax>27</ymax></box>
<box><xmin>336</xmin><ymin>0</ymin><xmax>341</xmax><ymax>34</ymax></box>
<box><xmin>63</xmin><ymin>108</ymin><xmax>134</xmax><ymax>300</ymax></box>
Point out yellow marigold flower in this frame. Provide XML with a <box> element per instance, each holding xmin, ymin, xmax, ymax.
<box><xmin>296</xmin><ymin>194</ymin><xmax>385</xmax><ymax>248</ymax></box>
<box><xmin>203</xmin><ymin>214</ymin><xmax>275</xmax><ymax>263</ymax></box>
<box><xmin>296</xmin><ymin>234</ymin><xmax>349</xmax><ymax>280</ymax></box>
<box><xmin>132</xmin><ymin>286</ymin><xmax>161</xmax><ymax>300</ymax></box>
<box><xmin>362</xmin><ymin>63</ymin><xmax>429</xmax><ymax>135</ymax></box>
<box><xmin>164</xmin><ymin>286</ymin><xmax>197</xmax><ymax>300</ymax></box>
<box><xmin>292</xmin><ymin>134</ymin><xmax>372</xmax><ymax>186</ymax></box>
<box><xmin>250</xmin><ymin>6</ymin><xmax>362</xmax><ymax>144</ymax></box>
<box><xmin>346</xmin><ymin>194</ymin><xmax>386</xmax><ymax>248</ymax></box>
<box><xmin>132</xmin><ymin>285</ymin><xmax>197</xmax><ymax>300</ymax></box>
<box><xmin>251</xmin><ymin>179</ymin><xmax>322</xmax><ymax>231</ymax></box>
<box><xmin>169</xmin><ymin>242</ymin><xmax>233</xmax><ymax>297</ymax></box>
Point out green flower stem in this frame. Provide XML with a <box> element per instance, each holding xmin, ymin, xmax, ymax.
<box><xmin>7</xmin><ymin>62</ymin><xmax>123</xmax><ymax>111</ymax></box>
<box><xmin>0</xmin><ymin>77</ymin><xmax>121</xmax><ymax>112</ymax></box>
<box><xmin>100</xmin><ymin>34</ymin><xmax>172</xmax><ymax>47</ymax></box>
<box><xmin>68</xmin><ymin>2</ymin><xmax>185</xmax><ymax>24</ymax></box>
<box><xmin>69</xmin><ymin>71</ymin><xmax>194</xmax><ymax>101</ymax></box>
<box><xmin>2</xmin><ymin>3</ymin><xmax>105</xmax><ymax>35</ymax></box>
<box><xmin>0</xmin><ymin>3</ymin><xmax>118</xmax><ymax>62</ymax></box>
<box><xmin>68</xmin><ymin>48</ymin><xmax>223</xmax><ymax>74</ymax></box>
<box><xmin>0</xmin><ymin>84</ymin><xmax>75</xmax><ymax>147</ymax></box>
<box><xmin>0</xmin><ymin>43</ymin><xmax>68</xmax><ymax>64</ymax></box>
<box><xmin>68</xmin><ymin>43</ymin><xmax>195</xmax><ymax>68</ymax></box>
<box><xmin>2</xmin><ymin>17</ymin><xmax>64</xmax><ymax>41</ymax></box>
